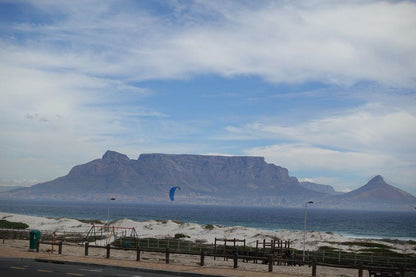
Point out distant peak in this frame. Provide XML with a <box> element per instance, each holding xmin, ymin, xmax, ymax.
<box><xmin>371</xmin><ymin>175</ymin><xmax>384</xmax><ymax>181</ymax></box>
<box><xmin>102</xmin><ymin>150</ymin><xmax>129</xmax><ymax>161</ymax></box>
<box><xmin>365</xmin><ymin>175</ymin><xmax>388</xmax><ymax>188</ymax></box>
<box><xmin>369</xmin><ymin>175</ymin><xmax>385</xmax><ymax>183</ymax></box>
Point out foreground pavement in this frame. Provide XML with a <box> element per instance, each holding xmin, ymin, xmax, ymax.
<box><xmin>1</xmin><ymin>257</ymin><xmax>207</xmax><ymax>277</ymax></box>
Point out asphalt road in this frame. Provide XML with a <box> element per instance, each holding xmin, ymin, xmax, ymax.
<box><xmin>0</xmin><ymin>257</ymin><xmax>187</xmax><ymax>277</ymax></box>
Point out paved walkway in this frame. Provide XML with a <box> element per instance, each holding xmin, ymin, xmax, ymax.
<box><xmin>0</xmin><ymin>243</ymin><xmax>300</xmax><ymax>277</ymax></box>
<box><xmin>0</xmin><ymin>240</ymin><xmax>365</xmax><ymax>277</ymax></box>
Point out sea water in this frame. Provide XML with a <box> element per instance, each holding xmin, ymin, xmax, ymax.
<box><xmin>0</xmin><ymin>199</ymin><xmax>415</xmax><ymax>240</ymax></box>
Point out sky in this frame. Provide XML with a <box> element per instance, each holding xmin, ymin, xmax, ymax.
<box><xmin>1</xmin><ymin>0</ymin><xmax>416</xmax><ymax>195</ymax></box>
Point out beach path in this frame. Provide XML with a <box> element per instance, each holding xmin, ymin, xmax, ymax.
<box><xmin>0</xmin><ymin>239</ymin><xmax>365</xmax><ymax>277</ymax></box>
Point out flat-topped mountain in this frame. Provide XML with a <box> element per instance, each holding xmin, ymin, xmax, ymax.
<box><xmin>3</xmin><ymin>151</ymin><xmax>325</xmax><ymax>205</ymax></box>
<box><xmin>2</xmin><ymin>151</ymin><xmax>415</xmax><ymax>210</ymax></box>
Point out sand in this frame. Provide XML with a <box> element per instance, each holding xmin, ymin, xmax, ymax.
<box><xmin>1</xmin><ymin>212</ymin><xmax>414</xmax><ymax>254</ymax></box>
<box><xmin>1</xmin><ymin>211</ymin><xmax>414</xmax><ymax>277</ymax></box>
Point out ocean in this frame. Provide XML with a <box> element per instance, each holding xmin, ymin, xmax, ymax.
<box><xmin>0</xmin><ymin>200</ymin><xmax>415</xmax><ymax>240</ymax></box>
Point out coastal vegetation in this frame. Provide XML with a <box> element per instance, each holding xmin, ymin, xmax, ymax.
<box><xmin>204</xmin><ymin>224</ymin><xmax>214</xmax><ymax>230</ymax></box>
<box><xmin>0</xmin><ymin>219</ymin><xmax>28</xmax><ymax>229</ymax></box>
<box><xmin>174</xmin><ymin>233</ymin><xmax>190</xmax><ymax>239</ymax></box>
<box><xmin>322</xmin><ymin>240</ymin><xmax>415</xmax><ymax>256</ymax></box>
<box><xmin>77</xmin><ymin>219</ymin><xmax>103</xmax><ymax>225</ymax></box>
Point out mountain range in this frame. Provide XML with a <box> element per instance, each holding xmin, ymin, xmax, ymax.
<box><xmin>2</xmin><ymin>150</ymin><xmax>415</xmax><ymax>210</ymax></box>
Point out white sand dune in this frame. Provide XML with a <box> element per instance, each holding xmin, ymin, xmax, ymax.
<box><xmin>1</xmin><ymin>212</ymin><xmax>414</xmax><ymax>254</ymax></box>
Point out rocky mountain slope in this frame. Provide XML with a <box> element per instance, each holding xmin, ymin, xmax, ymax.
<box><xmin>299</xmin><ymin>181</ymin><xmax>341</xmax><ymax>195</ymax></box>
<box><xmin>3</xmin><ymin>151</ymin><xmax>326</xmax><ymax>206</ymax></box>
<box><xmin>2</xmin><ymin>151</ymin><xmax>415</xmax><ymax>210</ymax></box>
<box><xmin>327</xmin><ymin>175</ymin><xmax>416</xmax><ymax>210</ymax></box>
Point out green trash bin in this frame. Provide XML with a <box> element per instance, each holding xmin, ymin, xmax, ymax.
<box><xmin>29</xmin><ymin>230</ymin><xmax>40</xmax><ymax>251</ymax></box>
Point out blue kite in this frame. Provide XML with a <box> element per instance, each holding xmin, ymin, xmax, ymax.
<box><xmin>169</xmin><ymin>186</ymin><xmax>181</xmax><ymax>201</ymax></box>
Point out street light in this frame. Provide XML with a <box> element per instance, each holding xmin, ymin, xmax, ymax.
<box><xmin>303</xmin><ymin>200</ymin><xmax>314</xmax><ymax>261</ymax></box>
<box><xmin>106</xmin><ymin>197</ymin><xmax>116</xmax><ymax>225</ymax></box>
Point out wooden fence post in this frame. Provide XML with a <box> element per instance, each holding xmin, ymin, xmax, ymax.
<box><xmin>136</xmin><ymin>247</ymin><xmax>141</xmax><ymax>261</ymax></box>
<box><xmin>51</xmin><ymin>234</ymin><xmax>54</xmax><ymax>254</ymax></box>
<box><xmin>36</xmin><ymin>240</ymin><xmax>40</xmax><ymax>252</ymax></box>
<box><xmin>312</xmin><ymin>259</ymin><xmax>317</xmax><ymax>277</ymax></box>
<box><xmin>268</xmin><ymin>255</ymin><xmax>273</xmax><ymax>272</ymax></box>
<box><xmin>106</xmin><ymin>244</ymin><xmax>111</xmax><ymax>258</ymax></box>
<box><xmin>358</xmin><ymin>263</ymin><xmax>363</xmax><ymax>277</ymax></box>
<box><xmin>165</xmin><ymin>248</ymin><xmax>170</xmax><ymax>264</ymax></box>
<box><xmin>233</xmin><ymin>251</ymin><xmax>238</xmax><ymax>268</ymax></box>
<box><xmin>200</xmin><ymin>250</ymin><xmax>205</xmax><ymax>266</ymax></box>
<box><xmin>85</xmin><ymin>242</ymin><xmax>89</xmax><ymax>256</ymax></box>
<box><xmin>400</xmin><ymin>266</ymin><xmax>405</xmax><ymax>277</ymax></box>
<box><xmin>58</xmin><ymin>241</ymin><xmax>62</xmax><ymax>254</ymax></box>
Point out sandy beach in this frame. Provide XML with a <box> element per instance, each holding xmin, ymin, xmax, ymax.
<box><xmin>1</xmin><ymin>212</ymin><xmax>415</xmax><ymax>254</ymax></box>
<box><xmin>1</xmin><ymin>211</ymin><xmax>414</xmax><ymax>277</ymax></box>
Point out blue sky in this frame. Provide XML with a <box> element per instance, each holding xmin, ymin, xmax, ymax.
<box><xmin>1</xmin><ymin>0</ymin><xmax>416</xmax><ymax>195</ymax></box>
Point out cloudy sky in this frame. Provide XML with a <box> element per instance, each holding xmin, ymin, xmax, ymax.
<box><xmin>1</xmin><ymin>0</ymin><xmax>415</xmax><ymax>194</ymax></box>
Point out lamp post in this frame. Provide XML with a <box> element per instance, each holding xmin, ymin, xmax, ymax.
<box><xmin>106</xmin><ymin>197</ymin><xmax>115</xmax><ymax>225</ymax></box>
<box><xmin>303</xmin><ymin>200</ymin><xmax>313</xmax><ymax>261</ymax></box>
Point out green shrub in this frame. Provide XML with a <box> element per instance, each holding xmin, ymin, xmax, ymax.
<box><xmin>0</xmin><ymin>219</ymin><xmax>29</xmax><ymax>229</ymax></box>
<box><xmin>78</xmin><ymin>219</ymin><xmax>103</xmax><ymax>225</ymax></box>
<box><xmin>174</xmin><ymin>233</ymin><xmax>190</xmax><ymax>239</ymax></box>
<box><xmin>339</xmin><ymin>241</ymin><xmax>390</xmax><ymax>249</ymax></box>
<box><xmin>204</xmin><ymin>224</ymin><xmax>214</xmax><ymax>230</ymax></box>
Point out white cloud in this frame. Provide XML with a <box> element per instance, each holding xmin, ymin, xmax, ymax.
<box><xmin>227</xmin><ymin>107</ymin><xmax>416</xmax><ymax>157</ymax></box>
<box><xmin>0</xmin><ymin>46</ymin><xmax>168</xmax><ymax>183</ymax></box>
<box><xmin>245</xmin><ymin>143</ymin><xmax>398</xmax><ymax>173</ymax></box>
<box><xmin>237</xmin><ymin>106</ymin><xmax>416</xmax><ymax>192</ymax></box>
<box><xmin>245</xmin><ymin>143</ymin><xmax>415</xmax><ymax>192</ymax></box>
<box><xmin>137</xmin><ymin>0</ymin><xmax>416</xmax><ymax>87</ymax></box>
<box><xmin>5</xmin><ymin>0</ymin><xmax>416</xmax><ymax>86</ymax></box>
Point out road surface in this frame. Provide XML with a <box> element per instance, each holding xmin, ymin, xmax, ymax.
<box><xmin>0</xmin><ymin>257</ymin><xmax>185</xmax><ymax>277</ymax></box>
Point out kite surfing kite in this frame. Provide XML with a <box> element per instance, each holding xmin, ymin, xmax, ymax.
<box><xmin>169</xmin><ymin>186</ymin><xmax>181</xmax><ymax>201</ymax></box>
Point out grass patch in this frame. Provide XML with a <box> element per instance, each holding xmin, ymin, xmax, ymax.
<box><xmin>78</xmin><ymin>219</ymin><xmax>103</xmax><ymax>225</ymax></box>
<box><xmin>174</xmin><ymin>233</ymin><xmax>190</xmax><ymax>239</ymax></box>
<box><xmin>338</xmin><ymin>241</ymin><xmax>391</xmax><ymax>249</ymax></box>
<box><xmin>204</xmin><ymin>224</ymin><xmax>214</xmax><ymax>230</ymax></box>
<box><xmin>358</xmin><ymin>248</ymin><xmax>402</xmax><ymax>256</ymax></box>
<box><xmin>0</xmin><ymin>219</ymin><xmax>29</xmax><ymax>229</ymax></box>
<box><xmin>380</xmin><ymin>238</ymin><xmax>416</xmax><ymax>245</ymax></box>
